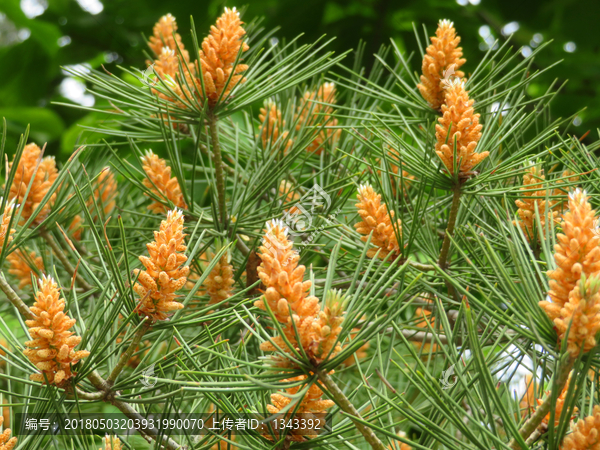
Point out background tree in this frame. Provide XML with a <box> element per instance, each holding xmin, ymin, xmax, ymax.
<box><xmin>0</xmin><ymin>0</ymin><xmax>598</xmax><ymax>158</ymax></box>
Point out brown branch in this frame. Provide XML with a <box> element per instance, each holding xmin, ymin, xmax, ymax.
<box><xmin>438</xmin><ymin>185</ymin><xmax>461</xmax><ymax>270</ymax></box>
<box><xmin>316</xmin><ymin>370</ymin><xmax>386</xmax><ymax>450</ymax></box>
<box><xmin>208</xmin><ymin>114</ymin><xmax>228</xmax><ymax>230</ymax></box>
<box><xmin>0</xmin><ymin>272</ymin><xmax>35</xmax><ymax>319</ymax></box>
<box><xmin>508</xmin><ymin>356</ymin><xmax>575</xmax><ymax>450</ymax></box>
<box><xmin>86</xmin><ymin>369</ymin><xmax>183</xmax><ymax>450</ymax></box>
<box><xmin>106</xmin><ymin>319</ymin><xmax>151</xmax><ymax>387</ymax></box>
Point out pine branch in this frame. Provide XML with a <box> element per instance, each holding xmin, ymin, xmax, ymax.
<box><xmin>438</xmin><ymin>184</ymin><xmax>462</xmax><ymax>304</ymax></box>
<box><xmin>316</xmin><ymin>369</ymin><xmax>387</xmax><ymax>450</ymax></box>
<box><xmin>438</xmin><ymin>184</ymin><xmax>461</xmax><ymax>270</ymax></box>
<box><xmin>235</xmin><ymin>236</ymin><xmax>250</xmax><ymax>256</ymax></box>
<box><xmin>86</xmin><ymin>369</ymin><xmax>184</xmax><ymax>450</ymax></box>
<box><xmin>67</xmin><ymin>387</ymin><xmax>105</xmax><ymax>401</ymax></box>
<box><xmin>524</xmin><ymin>423</ymin><xmax>547</xmax><ymax>446</ymax></box>
<box><xmin>0</xmin><ymin>272</ymin><xmax>35</xmax><ymax>319</ymax></box>
<box><xmin>208</xmin><ymin>114</ymin><xmax>228</xmax><ymax>230</ymax></box>
<box><xmin>106</xmin><ymin>318</ymin><xmax>151</xmax><ymax>387</ymax></box>
<box><xmin>508</xmin><ymin>356</ymin><xmax>575</xmax><ymax>450</ymax></box>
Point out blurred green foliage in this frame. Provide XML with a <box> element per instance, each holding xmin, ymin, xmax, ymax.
<box><xmin>0</xmin><ymin>0</ymin><xmax>598</xmax><ymax>159</ymax></box>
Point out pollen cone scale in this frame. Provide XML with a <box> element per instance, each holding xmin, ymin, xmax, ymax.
<box><xmin>197</xmin><ymin>7</ymin><xmax>249</xmax><ymax>106</ymax></box>
<box><xmin>7</xmin><ymin>143</ymin><xmax>58</xmax><ymax>225</ymax></box>
<box><xmin>90</xmin><ymin>167</ymin><xmax>118</xmax><ymax>217</ymax></box>
<box><xmin>0</xmin><ymin>203</ymin><xmax>16</xmax><ymax>249</ymax></box>
<box><xmin>259</xmin><ymin>100</ymin><xmax>292</xmax><ymax>152</ymax></box>
<box><xmin>0</xmin><ymin>416</ymin><xmax>17</xmax><ymax>450</ymax></box>
<box><xmin>264</xmin><ymin>375</ymin><xmax>334</xmax><ymax>441</ymax></box>
<box><xmin>296</xmin><ymin>82</ymin><xmax>341</xmax><ymax>154</ymax></box>
<box><xmin>203</xmin><ymin>251</ymin><xmax>235</xmax><ymax>305</ymax></box>
<box><xmin>514</xmin><ymin>166</ymin><xmax>578</xmax><ymax>242</ymax></box>
<box><xmin>554</xmin><ymin>275</ymin><xmax>600</xmax><ymax>357</ymax></box>
<box><xmin>538</xmin><ymin>371</ymin><xmax>577</xmax><ymax>426</ymax></box>
<box><xmin>255</xmin><ymin>220</ymin><xmax>320</xmax><ymax>325</ymax></box>
<box><xmin>141</xmin><ymin>150</ymin><xmax>187</xmax><ymax>213</ymax></box>
<box><xmin>255</xmin><ymin>220</ymin><xmax>320</xmax><ymax>362</ymax></box>
<box><xmin>514</xmin><ymin>166</ymin><xmax>559</xmax><ymax>241</ymax></box>
<box><xmin>434</xmin><ymin>79</ymin><xmax>486</xmax><ymax>176</ymax></box>
<box><xmin>133</xmin><ymin>209</ymin><xmax>189</xmax><ymax>321</ymax></box>
<box><xmin>145</xmin><ymin>13</ymin><xmax>197</xmax><ymax>131</ymax></box>
<box><xmin>309</xmin><ymin>289</ymin><xmax>346</xmax><ymax>363</ymax></box>
<box><xmin>559</xmin><ymin>404</ymin><xmax>600</xmax><ymax>450</ymax></box>
<box><xmin>148</xmin><ymin>13</ymin><xmax>190</xmax><ymax>62</ymax></box>
<box><xmin>23</xmin><ymin>275</ymin><xmax>89</xmax><ymax>386</ymax></box>
<box><xmin>354</xmin><ymin>183</ymin><xmax>402</xmax><ymax>260</ymax></box>
<box><xmin>7</xmin><ymin>249</ymin><xmax>44</xmax><ymax>289</ymax></box>
<box><xmin>99</xmin><ymin>436</ymin><xmax>122</xmax><ymax>450</ymax></box>
<box><xmin>417</xmin><ymin>19</ymin><xmax>466</xmax><ymax>110</ymax></box>
<box><xmin>540</xmin><ymin>189</ymin><xmax>600</xmax><ymax>321</ymax></box>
